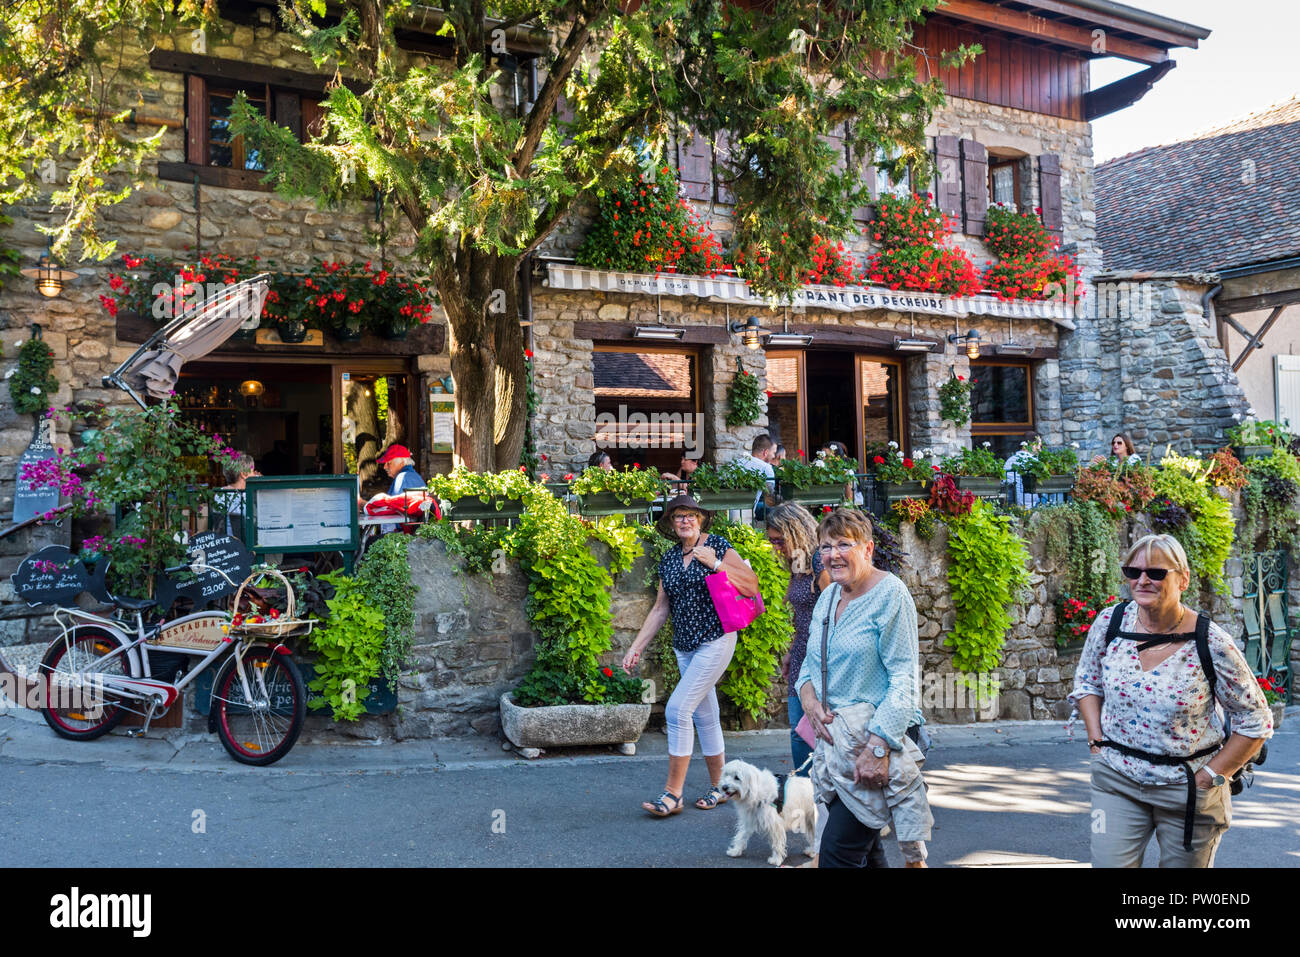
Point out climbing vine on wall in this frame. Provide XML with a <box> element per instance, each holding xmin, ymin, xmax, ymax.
<box><xmin>726</xmin><ymin>366</ymin><xmax>764</xmax><ymax>428</ymax></box>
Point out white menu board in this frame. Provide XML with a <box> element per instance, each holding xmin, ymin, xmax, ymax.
<box><xmin>253</xmin><ymin>485</ymin><xmax>354</xmax><ymax>547</ymax></box>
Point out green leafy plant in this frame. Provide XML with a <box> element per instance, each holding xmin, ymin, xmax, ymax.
<box><xmin>1031</xmin><ymin>500</ymin><xmax>1122</xmax><ymax>645</ymax></box>
<box><xmin>709</xmin><ymin>516</ymin><xmax>794</xmax><ymax>720</ymax></box>
<box><xmin>1151</xmin><ymin>451</ymin><xmax>1234</xmax><ymax>595</ymax></box>
<box><xmin>353</xmin><ymin>532</ymin><xmax>417</xmax><ymax>686</ymax></box>
<box><xmin>425</xmin><ymin>463</ymin><xmax>539</xmax><ymax>506</ymax></box>
<box><xmin>1011</xmin><ymin>445</ymin><xmax>1079</xmax><ymax>482</ymax></box>
<box><xmin>570</xmin><ymin>465</ymin><xmax>666</xmax><ymax>504</ymax></box>
<box><xmin>306</xmin><ymin>570</ymin><xmax>387</xmax><ymax>721</ymax></box>
<box><xmin>938</xmin><ymin>373</ymin><xmax>972</xmax><ymax>427</ymax></box>
<box><xmin>867</xmin><ymin>443</ymin><xmax>932</xmax><ymax>483</ymax></box>
<box><xmin>1237</xmin><ymin>448</ymin><xmax>1300</xmax><ymax>552</ymax></box>
<box><xmin>688</xmin><ymin>460</ymin><xmax>770</xmax><ymax>493</ymax></box>
<box><xmin>1071</xmin><ymin>461</ymin><xmax>1155</xmax><ymax>518</ymax></box>
<box><xmin>726</xmin><ymin>366</ymin><xmax>764</xmax><ymax>428</ymax></box>
<box><xmin>1205</xmin><ymin>448</ymin><xmax>1248</xmax><ymax>490</ymax></box>
<box><xmin>1225</xmin><ymin>418</ymin><xmax>1291</xmax><ymax>448</ymax></box>
<box><xmin>944</xmin><ymin>500</ymin><xmax>1030</xmax><ymax>673</ymax></box>
<box><xmin>775</xmin><ymin>451</ymin><xmax>858</xmax><ymax>489</ymax></box>
<box><xmin>9</xmin><ymin>333</ymin><xmax>59</xmax><ymax>416</ymax></box>
<box><xmin>891</xmin><ymin>497</ymin><xmax>937</xmax><ymax>539</ymax></box>
<box><xmin>941</xmin><ymin>443</ymin><xmax>1004</xmax><ymax>478</ymax></box>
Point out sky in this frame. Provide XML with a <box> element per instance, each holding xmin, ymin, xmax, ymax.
<box><xmin>1089</xmin><ymin>0</ymin><xmax>1300</xmax><ymax>162</ymax></box>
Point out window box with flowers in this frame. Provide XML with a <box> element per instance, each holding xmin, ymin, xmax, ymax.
<box><xmin>1226</xmin><ymin>418</ymin><xmax>1289</xmax><ymax>461</ymax></box>
<box><xmin>688</xmin><ymin>461</ymin><xmax>770</xmax><ymax>510</ymax></box>
<box><xmin>426</xmin><ymin>466</ymin><xmax>539</xmax><ymax>523</ymax></box>
<box><xmin>775</xmin><ymin>452</ymin><xmax>857</xmax><ymax>506</ymax></box>
<box><xmin>572</xmin><ymin>465</ymin><xmax>667</xmax><ymax>516</ymax></box>
<box><xmin>867</xmin><ymin>444</ymin><xmax>935</xmax><ymax>511</ymax></box>
<box><xmin>942</xmin><ymin>444</ymin><xmax>1006</xmax><ymax>500</ymax></box>
<box><xmin>1015</xmin><ymin>446</ymin><xmax>1079</xmax><ymax>496</ymax></box>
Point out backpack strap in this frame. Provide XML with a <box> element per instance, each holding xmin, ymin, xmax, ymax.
<box><xmin>1193</xmin><ymin>612</ymin><xmax>1216</xmax><ymax>703</ymax></box>
<box><xmin>1103</xmin><ymin>600</ymin><xmax>1131</xmax><ymax>652</ymax></box>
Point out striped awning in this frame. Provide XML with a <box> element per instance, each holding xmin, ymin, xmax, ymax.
<box><xmin>545</xmin><ymin>263</ymin><xmax>1078</xmax><ymax>329</ymax></box>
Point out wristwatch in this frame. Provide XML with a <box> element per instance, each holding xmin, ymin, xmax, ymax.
<box><xmin>1208</xmin><ymin>769</ymin><xmax>1226</xmax><ymax>787</ymax></box>
<box><xmin>713</xmin><ymin>558</ymin><xmax>722</xmax><ymax>572</ymax></box>
<box><xmin>871</xmin><ymin>744</ymin><xmax>887</xmax><ymax>759</ymax></box>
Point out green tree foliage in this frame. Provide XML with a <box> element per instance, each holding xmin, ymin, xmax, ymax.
<box><xmin>227</xmin><ymin>0</ymin><xmax>974</xmax><ymax>470</ymax></box>
<box><xmin>0</xmin><ymin>0</ymin><xmax>213</xmax><ymax>259</ymax></box>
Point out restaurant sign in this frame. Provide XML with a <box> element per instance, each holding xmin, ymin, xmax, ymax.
<box><xmin>544</xmin><ymin>264</ymin><xmax>1078</xmax><ymax>327</ymax></box>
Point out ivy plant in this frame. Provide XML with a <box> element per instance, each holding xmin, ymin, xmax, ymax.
<box><xmin>306</xmin><ymin>571</ymin><xmax>387</xmax><ymax>721</ymax></box>
<box><xmin>944</xmin><ymin>500</ymin><xmax>1030</xmax><ymax>673</ymax></box>
<box><xmin>9</xmin><ymin>333</ymin><xmax>59</xmax><ymax>416</ymax></box>
<box><xmin>726</xmin><ymin>366</ymin><xmax>764</xmax><ymax>428</ymax></box>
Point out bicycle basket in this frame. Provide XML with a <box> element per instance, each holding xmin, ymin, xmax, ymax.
<box><xmin>230</xmin><ymin>568</ymin><xmax>313</xmax><ymax>638</ymax></box>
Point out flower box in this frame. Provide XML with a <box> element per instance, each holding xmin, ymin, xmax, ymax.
<box><xmin>953</xmin><ymin>476</ymin><xmax>1003</xmax><ymax>499</ymax></box>
<box><xmin>1232</xmin><ymin>445</ymin><xmax>1273</xmax><ymax>461</ymax></box>
<box><xmin>499</xmin><ymin>692</ymin><xmax>651</xmax><ymax>756</ymax></box>
<box><xmin>447</xmin><ymin>496</ymin><xmax>524</xmax><ymax>521</ymax></box>
<box><xmin>692</xmin><ymin>488</ymin><xmax>761</xmax><ymax>511</ymax></box>
<box><xmin>873</xmin><ymin>480</ymin><xmax>927</xmax><ymax>507</ymax></box>
<box><xmin>779</xmin><ymin>483</ymin><xmax>846</xmax><ymax>506</ymax></box>
<box><xmin>1022</xmin><ymin>475</ymin><xmax>1075</xmax><ymax>496</ymax></box>
<box><xmin>577</xmin><ymin>491</ymin><xmax>658</xmax><ymax>516</ymax></box>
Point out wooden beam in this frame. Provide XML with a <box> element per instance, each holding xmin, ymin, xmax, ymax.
<box><xmin>1084</xmin><ymin>61</ymin><xmax>1175</xmax><ymax>120</ymax></box>
<box><xmin>1232</xmin><ymin>306</ymin><xmax>1286</xmax><ymax>373</ymax></box>
<box><xmin>1017</xmin><ymin>0</ymin><xmax>1206</xmax><ymax>48</ymax></box>
<box><xmin>573</xmin><ymin>321</ymin><xmax>729</xmax><ymax>344</ymax></box>
<box><xmin>158</xmin><ymin>161</ymin><xmax>274</xmax><ymax>192</ymax></box>
<box><xmin>935</xmin><ymin>1</ymin><xmax>1169</xmax><ymax>65</ymax></box>
<box><xmin>1216</xmin><ymin>287</ymin><xmax>1300</xmax><ymax>315</ymax></box>
<box><xmin>149</xmin><ymin>50</ymin><xmax>366</xmax><ymax>96</ymax></box>
<box><xmin>116</xmin><ymin>312</ymin><xmax>446</xmax><ymax>356</ymax></box>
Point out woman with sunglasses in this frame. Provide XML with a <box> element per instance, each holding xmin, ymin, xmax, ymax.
<box><xmin>621</xmin><ymin>494</ymin><xmax>760</xmax><ymax>817</ymax></box>
<box><xmin>1070</xmin><ymin>534</ymin><xmax>1272</xmax><ymax>867</ymax></box>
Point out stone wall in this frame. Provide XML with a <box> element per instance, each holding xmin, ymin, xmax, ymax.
<box><xmin>1059</xmin><ymin>275</ymin><xmax>1251</xmax><ymax>456</ymax></box>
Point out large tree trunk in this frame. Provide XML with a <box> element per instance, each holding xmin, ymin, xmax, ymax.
<box><xmin>440</xmin><ymin>250</ymin><xmax>527</xmax><ymax>472</ymax></box>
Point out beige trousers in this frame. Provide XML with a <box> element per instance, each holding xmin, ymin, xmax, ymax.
<box><xmin>1089</xmin><ymin>758</ymin><xmax>1231</xmax><ymax>868</ymax></box>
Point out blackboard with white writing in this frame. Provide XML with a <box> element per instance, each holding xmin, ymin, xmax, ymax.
<box><xmin>12</xmin><ymin>545</ymin><xmax>91</xmax><ymax>606</ymax></box>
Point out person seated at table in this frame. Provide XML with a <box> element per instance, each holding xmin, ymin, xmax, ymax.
<box><xmin>737</xmin><ymin>434</ymin><xmax>777</xmax><ymax>518</ymax></box>
<box><xmin>589</xmin><ymin>450</ymin><xmax>615</xmax><ymax>471</ymax></box>
<box><xmin>661</xmin><ymin>452</ymin><xmax>700</xmax><ymax>485</ymax></box>
<box><xmin>1091</xmin><ymin>433</ymin><xmax>1142</xmax><ymax>468</ymax></box>
<box><xmin>364</xmin><ymin>444</ymin><xmax>426</xmax><ymax>534</ymax></box>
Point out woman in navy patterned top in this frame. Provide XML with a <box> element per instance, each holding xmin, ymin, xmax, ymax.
<box><xmin>765</xmin><ymin>504</ymin><xmax>831</xmax><ymax>779</ymax></box>
<box><xmin>622</xmin><ymin>494</ymin><xmax>760</xmax><ymax>817</ymax></box>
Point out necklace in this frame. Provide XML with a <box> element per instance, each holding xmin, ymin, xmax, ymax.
<box><xmin>1136</xmin><ymin>603</ymin><xmax>1186</xmax><ymax>635</ymax></box>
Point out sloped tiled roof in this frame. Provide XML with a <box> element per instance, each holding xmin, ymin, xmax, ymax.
<box><xmin>1095</xmin><ymin>94</ymin><xmax>1300</xmax><ymax>273</ymax></box>
<box><xmin>593</xmin><ymin>351</ymin><xmax>692</xmax><ymax>399</ymax></box>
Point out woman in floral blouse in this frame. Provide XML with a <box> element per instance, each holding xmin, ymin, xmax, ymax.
<box><xmin>1070</xmin><ymin>534</ymin><xmax>1272</xmax><ymax>867</ymax></box>
<box><xmin>621</xmin><ymin>494</ymin><xmax>759</xmax><ymax>817</ymax></box>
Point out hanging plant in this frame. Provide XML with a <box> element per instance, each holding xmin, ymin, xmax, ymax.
<box><xmin>944</xmin><ymin>500</ymin><xmax>1030</xmax><ymax>673</ymax></box>
<box><xmin>726</xmin><ymin>366</ymin><xmax>764</xmax><ymax>427</ymax></box>
<box><xmin>937</xmin><ymin>373</ymin><xmax>972</xmax><ymax>427</ymax></box>
<box><xmin>8</xmin><ymin>332</ymin><xmax>59</xmax><ymax>416</ymax></box>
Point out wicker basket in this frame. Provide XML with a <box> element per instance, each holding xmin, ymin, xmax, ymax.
<box><xmin>230</xmin><ymin>568</ymin><xmax>314</xmax><ymax>639</ymax></box>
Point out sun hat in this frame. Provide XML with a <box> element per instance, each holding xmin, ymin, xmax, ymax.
<box><xmin>377</xmin><ymin>444</ymin><xmax>412</xmax><ymax>464</ymax></box>
<box><xmin>657</xmin><ymin>493</ymin><xmax>713</xmax><ymax>538</ymax></box>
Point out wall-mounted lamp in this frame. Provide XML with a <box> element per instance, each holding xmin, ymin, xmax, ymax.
<box><xmin>728</xmin><ymin>315</ymin><xmax>770</xmax><ymax>351</ymax></box>
<box><xmin>239</xmin><ymin>379</ymin><xmax>265</xmax><ymax>397</ymax></box>
<box><xmin>948</xmin><ymin>328</ymin><xmax>983</xmax><ymax>360</ymax></box>
<box><xmin>21</xmin><ymin>246</ymin><xmax>76</xmax><ymax>298</ymax></box>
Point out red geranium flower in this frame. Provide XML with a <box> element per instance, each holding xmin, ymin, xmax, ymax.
<box><xmin>821</xmin><ymin>505</ymin><xmax>832</xmax><ymax>514</ymax></box>
<box><xmin>602</xmin><ymin>666</ymin><xmax>614</xmax><ymax>677</ymax></box>
<box><xmin>903</xmin><ymin>458</ymin><xmax>913</xmax><ymax>469</ymax></box>
<box><xmin>873</xmin><ymin>455</ymin><xmax>885</xmax><ymax>465</ymax></box>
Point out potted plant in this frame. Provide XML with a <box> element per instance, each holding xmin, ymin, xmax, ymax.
<box><xmin>941</xmin><ymin>443</ymin><xmax>1005</xmax><ymax>499</ymax></box>
<box><xmin>501</xmin><ymin>663</ymin><xmax>651</xmax><ymax>757</ymax></box>
<box><xmin>1226</xmin><ymin>418</ymin><xmax>1288</xmax><ymax>460</ymax></box>
<box><xmin>1260</xmin><ymin>675</ymin><xmax>1287</xmax><ymax>730</ymax></box>
<box><xmin>776</xmin><ymin>450</ymin><xmax>858</xmax><ymax>506</ymax></box>
<box><xmin>425</xmin><ymin>465</ymin><xmax>538</xmax><ymax>522</ymax></box>
<box><xmin>572</xmin><ymin>464</ymin><xmax>666</xmax><ymax>515</ymax></box>
<box><xmin>688</xmin><ymin>460</ymin><xmax>770</xmax><ymax>510</ymax></box>
<box><xmin>868</xmin><ymin>444</ymin><xmax>933</xmax><ymax>508</ymax></box>
<box><xmin>1015</xmin><ymin>445</ymin><xmax>1079</xmax><ymax>496</ymax></box>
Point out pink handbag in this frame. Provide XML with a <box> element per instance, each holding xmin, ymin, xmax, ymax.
<box><xmin>705</xmin><ymin>568</ymin><xmax>766</xmax><ymax>633</ymax></box>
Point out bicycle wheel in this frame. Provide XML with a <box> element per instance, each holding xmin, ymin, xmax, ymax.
<box><xmin>212</xmin><ymin>647</ymin><xmax>305</xmax><ymax>766</ymax></box>
<box><xmin>39</xmin><ymin>628</ymin><xmax>131</xmax><ymax>740</ymax></box>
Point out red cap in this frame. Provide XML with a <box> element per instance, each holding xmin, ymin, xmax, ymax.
<box><xmin>377</xmin><ymin>444</ymin><xmax>411</xmax><ymax>464</ymax></box>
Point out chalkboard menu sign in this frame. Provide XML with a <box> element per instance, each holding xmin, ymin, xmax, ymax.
<box><xmin>12</xmin><ymin>545</ymin><xmax>91</xmax><ymax>607</ymax></box>
<box><xmin>155</xmin><ymin>532</ymin><xmax>253</xmax><ymax>612</ymax></box>
<box><xmin>12</xmin><ymin>424</ymin><xmax>60</xmax><ymax>525</ymax></box>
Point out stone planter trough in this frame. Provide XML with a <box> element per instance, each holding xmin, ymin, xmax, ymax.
<box><xmin>500</xmin><ymin>692</ymin><xmax>651</xmax><ymax>758</ymax></box>
<box><xmin>692</xmin><ymin>488</ymin><xmax>762</xmax><ymax>511</ymax></box>
<box><xmin>1232</xmin><ymin>445</ymin><xmax>1273</xmax><ymax>461</ymax></box>
<box><xmin>447</xmin><ymin>496</ymin><xmax>524</xmax><ymax>522</ymax></box>
<box><xmin>577</xmin><ymin>492</ymin><xmax>657</xmax><ymax>516</ymax></box>
<box><xmin>779</xmin><ymin>483</ymin><xmax>846</xmax><ymax>507</ymax></box>
<box><xmin>1023</xmin><ymin>474</ymin><xmax>1075</xmax><ymax>496</ymax></box>
<box><xmin>953</xmin><ymin>475</ymin><xmax>1004</xmax><ymax>499</ymax></box>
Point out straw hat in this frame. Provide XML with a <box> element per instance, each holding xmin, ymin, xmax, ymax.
<box><xmin>657</xmin><ymin>493</ymin><xmax>713</xmax><ymax>538</ymax></box>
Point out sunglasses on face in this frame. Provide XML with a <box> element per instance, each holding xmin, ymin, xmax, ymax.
<box><xmin>1121</xmin><ymin>565</ymin><xmax>1170</xmax><ymax>582</ymax></box>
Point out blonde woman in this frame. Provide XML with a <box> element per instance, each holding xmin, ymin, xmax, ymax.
<box><xmin>1071</xmin><ymin>534</ymin><xmax>1272</xmax><ymax>867</ymax></box>
<box><xmin>765</xmin><ymin>503</ymin><xmax>833</xmax><ymax>776</ymax></box>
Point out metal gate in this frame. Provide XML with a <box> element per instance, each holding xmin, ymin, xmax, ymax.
<box><xmin>1242</xmin><ymin>550</ymin><xmax>1292</xmax><ymax>699</ymax></box>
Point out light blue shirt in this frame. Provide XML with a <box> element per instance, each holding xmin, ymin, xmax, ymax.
<box><xmin>795</xmin><ymin>575</ymin><xmax>922</xmax><ymax>750</ymax></box>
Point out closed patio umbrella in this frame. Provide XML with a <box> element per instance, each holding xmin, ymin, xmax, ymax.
<box><xmin>105</xmin><ymin>275</ymin><xmax>270</xmax><ymax>408</ymax></box>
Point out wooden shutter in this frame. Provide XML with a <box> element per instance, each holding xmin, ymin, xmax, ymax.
<box><xmin>960</xmin><ymin>138</ymin><xmax>988</xmax><ymax>236</ymax></box>
<box><xmin>714</xmin><ymin>131</ymin><xmax>734</xmax><ymax>205</ymax></box>
<box><xmin>1038</xmin><ymin>152</ymin><xmax>1063</xmax><ymax>232</ymax></box>
<box><xmin>850</xmin><ymin>133</ymin><xmax>875</xmax><ymax>224</ymax></box>
<box><xmin>934</xmin><ymin>134</ymin><xmax>962</xmax><ymax>220</ymax></box>
<box><xmin>186</xmin><ymin>75</ymin><xmax>206</xmax><ymax>165</ymax></box>
<box><xmin>302</xmin><ymin>97</ymin><xmax>324</xmax><ymax>139</ymax></box>
<box><xmin>677</xmin><ymin>129</ymin><xmax>712</xmax><ymax>201</ymax></box>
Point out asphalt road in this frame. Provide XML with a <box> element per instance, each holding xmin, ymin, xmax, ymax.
<box><xmin>2</xmin><ymin>720</ymin><xmax>1296</xmax><ymax>868</ymax></box>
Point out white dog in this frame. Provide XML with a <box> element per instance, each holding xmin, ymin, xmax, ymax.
<box><xmin>719</xmin><ymin>759</ymin><xmax>818</xmax><ymax>866</ymax></box>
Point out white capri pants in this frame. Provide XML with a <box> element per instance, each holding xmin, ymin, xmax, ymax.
<box><xmin>667</xmin><ymin>632</ymin><xmax>737</xmax><ymax>757</ymax></box>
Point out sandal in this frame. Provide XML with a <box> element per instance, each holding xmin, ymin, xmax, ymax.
<box><xmin>695</xmin><ymin>784</ymin><xmax>729</xmax><ymax>810</ymax></box>
<box><xmin>643</xmin><ymin>790</ymin><xmax>683</xmax><ymax>817</ymax></box>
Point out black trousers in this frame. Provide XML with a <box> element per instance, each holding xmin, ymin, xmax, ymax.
<box><xmin>819</xmin><ymin>795</ymin><xmax>889</xmax><ymax>868</ymax></box>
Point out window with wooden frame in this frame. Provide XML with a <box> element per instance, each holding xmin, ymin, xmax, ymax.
<box><xmin>969</xmin><ymin>360</ymin><xmax>1034</xmax><ymax>460</ymax></box>
<box><xmin>988</xmin><ymin>157</ymin><xmax>1021</xmax><ymax>212</ymax></box>
<box><xmin>186</xmin><ymin>75</ymin><xmax>322</xmax><ymax>171</ymax></box>
<box><xmin>592</xmin><ymin>345</ymin><xmax>701</xmax><ymax>475</ymax></box>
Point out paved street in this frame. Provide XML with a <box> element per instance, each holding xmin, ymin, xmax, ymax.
<box><xmin>2</xmin><ymin>705</ymin><xmax>1296</xmax><ymax>867</ymax></box>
